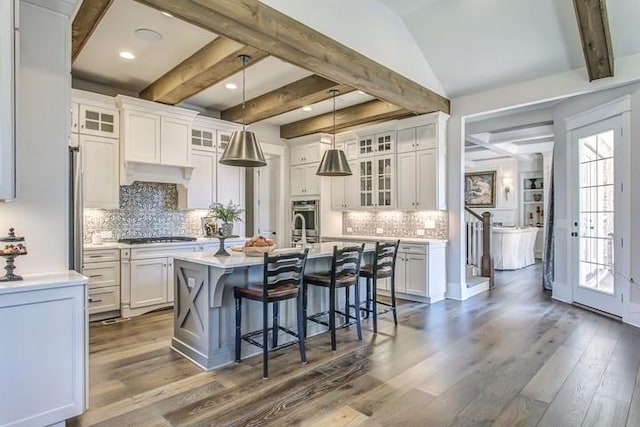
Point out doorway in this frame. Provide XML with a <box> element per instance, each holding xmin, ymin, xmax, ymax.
<box><xmin>571</xmin><ymin>114</ymin><xmax>628</xmax><ymax>317</ymax></box>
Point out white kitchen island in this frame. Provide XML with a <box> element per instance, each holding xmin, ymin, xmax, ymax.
<box><xmin>171</xmin><ymin>242</ymin><xmax>374</xmax><ymax>370</ymax></box>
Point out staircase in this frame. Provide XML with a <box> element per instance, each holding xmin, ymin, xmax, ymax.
<box><xmin>464</xmin><ymin>207</ymin><xmax>494</xmax><ymax>297</ymax></box>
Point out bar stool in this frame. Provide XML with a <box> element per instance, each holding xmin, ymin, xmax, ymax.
<box><xmin>234</xmin><ymin>248</ymin><xmax>309</xmax><ymax>379</ymax></box>
<box><xmin>303</xmin><ymin>244</ymin><xmax>365</xmax><ymax>351</ymax></box>
<box><xmin>359</xmin><ymin>240</ymin><xmax>400</xmax><ymax>333</ymax></box>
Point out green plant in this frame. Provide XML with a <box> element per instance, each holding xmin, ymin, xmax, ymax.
<box><xmin>207</xmin><ymin>200</ymin><xmax>244</xmax><ymax>223</ymax></box>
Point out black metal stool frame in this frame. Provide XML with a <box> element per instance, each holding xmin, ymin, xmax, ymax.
<box><xmin>234</xmin><ymin>248</ymin><xmax>309</xmax><ymax>379</ymax></box>
<box><xmin>360</xmin><ymin>240</ymin><xmax>400</xmax><ymax>333</ymax></box>
<box><xmin>303</xmin><ymin>244</ymin><xmax>365</xmax><ymax>351</ymax></box>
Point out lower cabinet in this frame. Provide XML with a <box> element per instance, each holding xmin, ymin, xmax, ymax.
<box><xmin>396</xmin><ymin>252</ymin><xmax>427</xmax><ymax>296</ymax></box>
<box><xmin>88</xmin><ymin>286</ymin><xmax>121</xmax><ymax>315</ymax></box>
<box><xmin>130</xmin><ymin>257</ymin><xmax>173</xmax><ymax>308</ymax></box>
<box><xmin>84</xmin><ymin>248</ymin><xmax>121</xmax><ymax>319</ymax></box>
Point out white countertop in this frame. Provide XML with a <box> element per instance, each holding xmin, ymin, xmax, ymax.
<box><xmin>0</xmin><ymin>270</ymin><xmax>87</xmax><ymax>295</ymax></box>
<box><xmin>174</xmin><ymin>241</ymin><xmax>376</xmax><ymax>269</ymax></box>
<box><xmin>321</xmin><ymin>235</ymin><xmax>448</xmax><ymax>245</ymax></box>
<box><xmin>84</xmin><ymin>236</ymin><xmax>248</xmax><ymax>250</ymax></box>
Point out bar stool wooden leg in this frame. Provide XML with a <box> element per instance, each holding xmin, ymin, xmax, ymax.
<box><xmin>329</xmin><ymin>286</ymin><xmax>337</xmax><ymax>351</ymax></box>
<box><xmin>302</xmin><ymin>282</ymin><xmax>308</xmax><ymax>339</ymax></box>
<box><xmin>365</xmin><ymin>277</ymin><xmax>371</xmax><ymax>319</ymax></box>
<box><xmin>297</xmin><ymin>293</ymin><xmax>307</xmax><ymax>364</ymax></box>
<box><xmin>354</xmin><ymin>280</ymin><xmax>363</xmax><ymax>341</ymax></box>
<box><xmin>390</xmin><ymin>275</ymin><xmax>398</xmax><ymax>325</ymax></box>
<box><xmin>372</xmin><ymin>277</ymin><xmax>378</xmax><ymax>334</ymax></box>
<box><xmin>344</xmin><ymin>285</ymin><xmax>350</xmax><ymax>324</ymax></box>
<box><xmin>235</xmin><ymin>295</ymin><xmax>242</xmax><ymax>362</ymax></box>
<box><xmin>272</xmin><ymin>301</ymin><xmax>279</xmax><ymax>348</ymax></box>
<box><xmin>263</xmin><ymin>300</ymin><xmax>269</xmax><ymax>379</ymax></box>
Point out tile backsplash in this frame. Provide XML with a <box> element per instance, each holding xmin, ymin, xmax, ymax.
<box><xmin>342</xmin><ymin>210</ymin><xmax>448</xmax><ymax>239</ymax></box>
<box><xmin>83</xmin><ymin>182</ymin><xmax>206</xmax><ymax>241</ymax></box>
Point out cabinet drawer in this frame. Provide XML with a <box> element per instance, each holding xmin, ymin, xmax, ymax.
<box><xmin>84</xmin><ymin>262</ymin><xmax>120</xmax><ymax>289</ymax></box>
<box><xmin>398</xmin><ymin>243</ymin><xmax>427</xmax><ymax>255</ymax></box>
<box><xmin>88</xmin><ymin>286</ymin><xmax>121</xmax><ymax>314</ymax></box>
<box><xmin>84</xmin><ymin>249</ymin><xmax>120</xmax><ymax>263</ymax></box>
<box><xmin>130</xmin><ymin>244</ymin><xmax>197</xmax><ymax>259</ymax></box>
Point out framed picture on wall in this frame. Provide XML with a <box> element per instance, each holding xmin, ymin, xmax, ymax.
<box><xmin>465</xmin><ymin>171</ymin><xmax>496</xmax><ymax>208</ymax></box>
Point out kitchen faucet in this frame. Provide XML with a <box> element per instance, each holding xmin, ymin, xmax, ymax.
<box><xmin>291</xmin><ymin>213</ymin><xmax>307</xmax><ymax>247</ymax></box>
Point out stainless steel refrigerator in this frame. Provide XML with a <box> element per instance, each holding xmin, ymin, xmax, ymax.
<box><xmin>69</xmin><ymin>145</ymin><xmax>83</xmax><ymax>273</ymax></box>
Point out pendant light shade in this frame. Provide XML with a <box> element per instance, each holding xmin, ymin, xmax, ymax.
<box><xmin>219</xmin><ymin>54</ymin><xmax>267</xmax><ymax>167</ymax></box>
<box><xmin>316</xmin><ymin>90</ymin><xmax>353</xmax><ymax>176</ymax></box>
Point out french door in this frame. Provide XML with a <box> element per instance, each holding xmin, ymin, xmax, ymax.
<box><xmin>572</xmin><ymin>115</ymin><xmax>627</xmax><ymax>317</ymax></box>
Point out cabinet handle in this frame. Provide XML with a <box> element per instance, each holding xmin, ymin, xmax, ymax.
<box><xmin>163</xmin><ymin>264</ymin><xmax>167</xmax><ymax>267</ymax></box>
<box><xmin>89</xmin><ymin>255</ymin><xmax>102</xmax><ymax>258</ymax></box>
<box><xmin>88</xmin><ymin>298</ymin><xmax>103</xmax><ymax>303</ymax></box>
<box><xmin>89</xmin><ymin>274</ymin><xmax>103</xmax><ymax>278</ymax></box>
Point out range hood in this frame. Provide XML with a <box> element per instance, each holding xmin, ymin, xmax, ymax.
<box><xmin>120</xmin><ymin>161</ymin><xmax>194</xmax><ymax>188</ymax></box>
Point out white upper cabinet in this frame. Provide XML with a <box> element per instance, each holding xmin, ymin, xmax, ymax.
<box><xmin>358</xmin><ymin>132</ymin><xmax>395</xmax><ymax>157</ymax></box>
<box><xmin>397</xmin><ymin>125</ymin><xmax>436</xmax><ymax>153</ymax></box>
<box><xmin>290</xmin><ymin>164</ymin><xmax>320</xmax><ymax>196</ymax></box>
<box><xmin>79</xmin><ymin>104</ymin><xmax>119</xmax><ymax>138</ymax></box>
<box><xmin>184</xmin><ymin>149</ymin><xmax>216</xmax><ymax>209</ymax></box>
<box><xmin>290</xmin><ymin>143</ymin><xmax>323</xmax><ymax>165</ymax></box>
<box><xmin>217</xmin><ymin>130</ymin><xmax>232</xmax><ymax>153</ymax></box>
<box><xmin>116</xmin><ymin>95</ymin><xmax>198</xmax><ymax>167</ymax></box>
<box><xmin>80</xmin><ymin>134</ymin><xmax>119</xmax><ymax>209</ymax></box>
<box><xmin>71</xmin><ymin>102</ymin><xmax>79</xmax><ymax>134</ymax></box>
<box><xmin>331</xmin><ymin>158</ymin><xmax>359</xmax><ymax>210</ymax></box>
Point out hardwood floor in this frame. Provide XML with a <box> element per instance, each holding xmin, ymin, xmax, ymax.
<box><xmin>69</xmin><ymin>264</ymin><xmax>640</xmax><ymax>426</ymax></box>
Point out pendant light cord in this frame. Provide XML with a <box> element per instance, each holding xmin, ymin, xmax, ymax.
<box><xmin>331</xmin><ymin>89</ymin><xmax>338</xmax><ymax>149</ymax></box>
<box><xmin>241</xmin><ymin>55</ymin><xmax>247</xmax><ymax>132</ymax></box>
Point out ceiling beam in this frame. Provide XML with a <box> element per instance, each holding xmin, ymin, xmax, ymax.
<box><xmin>280</xmin><ymin>100</ymin><xmax>409</xmax><ymax>139</ymax></box>
<box><xmin>573</xmin><ymin>0</ymin><xmax>614</xmax><ymax>81</ymax></box>
<box><xmin>139</xmin><ymin>37</ymin><xmax>268</xmax><ymax>105</ymax></box>
<box><xmin>71</xmin><ymin>0</ymin><xmax>114</xmax><ymax>62</ymax></box>
<box><xmin>133</xmin><ymin>0</ymin><xmax>450</xmax><ymax>114</ymax></box>
<box><xmin>221</xmin><ymin>75</ymin><xmax>354</xmax><ymax>125</ymax></box>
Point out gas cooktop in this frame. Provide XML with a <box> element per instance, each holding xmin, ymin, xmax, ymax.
<box><xmin>118</xmin><ymin>236</ymin><xmax>197</xmax><ymax>245</ymax></box>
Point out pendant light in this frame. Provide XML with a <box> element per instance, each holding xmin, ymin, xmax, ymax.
<box><xmin>316</xmin><ymin>90</ymin><xmax>352</xmax><ymax>176</ymax></box>
<box><xmin>219</xmin><ymin>54</ymin><xmax>267</xmax><ymax>167</ymax></box>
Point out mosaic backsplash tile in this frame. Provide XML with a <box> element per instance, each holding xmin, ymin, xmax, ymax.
<box><xmin>83</xmin><ymin>182</ymin><xmax>207</xmax><ymax>241</ymax></box>
<box><xmin>342</xmin><ymin>210</ymin><xmax>448</xmax><ymax>239</ymax></box>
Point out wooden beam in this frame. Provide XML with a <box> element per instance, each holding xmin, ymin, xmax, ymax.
<box><xmin>221</xmin><ymin>75</ymin><xmax>354</xmax><ymax>124</ymax></box>
<box><xmin>139</xmin><ymin>37</ymin><xmax>268</xmax><ymax>104</ymax></box>
<box><xmin>133</xmin><ymin>0</ymin><xmax>449</xmax><ymax>114</ymax></box>
<box><xmin>573</xmin><ymin>0</ymin><xmax>614</xmax><ymax>81</ymax></box>
<box><xmin>71</xmin><ymin>0</ymin><xmax>114</xmax><ymax>62</ymax></box>
<box><xmin>280</xmin><ymin>100</ymin><xmax>409</xmax><ymax>139</ymax></box>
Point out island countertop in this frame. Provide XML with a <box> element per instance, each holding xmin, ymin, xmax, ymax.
<box><xmin>172</xmin><ymin>241</ymin><xmax>376</xmax><ymax>269</ymax></box>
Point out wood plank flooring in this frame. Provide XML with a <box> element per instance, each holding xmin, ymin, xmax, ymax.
<box><xmin>69</xmin><ymin>264</ymin><xmax>640</xmax><ymax>426</ymax></box>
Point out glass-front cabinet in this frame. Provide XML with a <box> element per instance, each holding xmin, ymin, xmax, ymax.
<box><xmin>358</xmin><ymin>154</ymin><xmax>395</xmax><ymax>209</ymax></box>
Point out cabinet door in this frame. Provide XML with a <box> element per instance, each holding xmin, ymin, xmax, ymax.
<box><xmin>416</xmin><ymin>124</ymin><xmax>436</xmax><ymax>150</ymax></box>
<box><xmin>397</xmin><ymin>151</ymin><xmax>416</xmax><ymax>210</ymax></box>
<box><xmin>290</xmin><ymin>166</ymin><xmax>305</xmax><ymax>196</ymax></box>
<box><xmin>125</xmin><ymin>110</ymin><xmax>160</xmax><ymax>163</ymax></box>
<box><xmin>130</xmin><ymin>258</ymin><xmax>168</xmax><ymax>308</ymax></box>
<box><xmin>396</xmin><ymin>128</ymin><xmax>415</xmax><ymax>154</ymax></box>
<box><xmin>71</xmin><ymin>102</ymin><xmax>79</xmax><ymax>134</ymax></box>
<box><xmin>79</xmin><ymin>104</ymin><xmax>119</xmax><ymax>138</ymax></box>
<box><xmin>191</xmin><ymin>127</ymin><xmax>215</xmax><ymax>150</ymax></box>
<box><xmin>358</xmin><ymin>159</ymin><xmax>374</xmax><ymax>207</ymax></box>
<box><xmin>88</xmin><ymin>286</ymin><xmax>121</xmax><ymax>314</ymax></box>
<box><xmin>405</xmin><ymin>254</ymin><xmax>427</xmax><ymax>296</ymax></box>
<box><xmin>217</xmin><ymin>130</ymin><xmax>232</xmax><ymax>153</ymax></box>
<box><xmin>304</xmin><ymin>164</ymin><xmax>320</xmax><ymax>195</ymax></box>
<box><xmin>290</xmin><ymin>145</ymin><xmax>307</xmax><ymax>165</ymax></box>
<box><xmin>344</xmin><ymin>160</ymin><xmax>361</xmax><ymax>209</ymax></box>
<box><xmin>161</xmin><ymin>116</ymin><xmax>191</xmax><ymax>166</ymax></box>
<box><xmin>217</xmin><ymin>161</ymin><xmax>244</xmax><ymax>206</ymax></box>
<box><xmin>80</xmin><ymin>135</ymin><xmax>119</xmax><ymax>209</ymax></box>
<box><xmin>331</xmin><ymin>175</ymin><xmax>345</xmax><ymax>210</ymax></box>
<box><xmin>344</xmin><ymin>140</ymin><xmax>358</xmax><ymax>159</ymax></box>
<box><xmin>358</xmin><ymin>136</ymin><xmax>375</xmax><ymax>157</ymax></box>
<box><xmin>416</xmin><ymin>149</ymin><xmax>437</xmax><ymax>210</ymax></box>
<box><xmin>395</xmin><ymin>256</ymin><xmax>407</xmax><ymax>293</ymax></box>
<box><xmin>188</xmin><ymin>150</ymin><xmax>216</xmax><ymax>209</ymax></box>
<box><xmin>375</xmin><ymin>154</ymin><xmax>394</xmax><ymax>208</ymax></box>
<box><xmin>375</xmin><ymin>132</ymin><xmax>395</xmax><ymax>154</ymax></box>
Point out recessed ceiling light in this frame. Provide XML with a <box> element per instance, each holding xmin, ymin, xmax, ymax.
<box><xmin>119</xmin><ymin>51</ymin><xmax>136</xmax><ymax>60</ymax></box>
<box><xmin>135</xmin><ymin>28</ymin><xmax>163</xmax><ymax>42</ymax></box>
<box><xmin>225</xmin><ymin>83</ymin><xmax>238</xmax><ymax>90</ymax></box>
<box><xmin>161</xmin><ymin>11</ymin><xmax>173</xmax><ymax>18</ymax></box>
<box><xmin>302</xmin><ymin>106</ymin><xmax>312</xmax><ymax>112</ymax></box>
<box><xmin>357</xmin><ymin>90</ymin><xmax>366</xmax><ymax>95</ymax></box>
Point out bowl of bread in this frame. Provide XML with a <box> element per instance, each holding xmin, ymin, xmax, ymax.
<box><xmin>242</xmin><ymin>235</ymin><xmax>276</xmax><ymax>257</ymax></box>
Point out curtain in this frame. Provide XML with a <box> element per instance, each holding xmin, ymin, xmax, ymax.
<box><xmin>543</xmin><ymin>160</ymin><xmax>554</xmax><ymax>291</ymax></box>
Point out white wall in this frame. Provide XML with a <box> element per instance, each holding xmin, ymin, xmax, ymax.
<box><xmin>447</xmin><ymin>53</ymin><xmax>640</xmax><ymax>300</ymax></box>
<box><xmin>261</xmin><ymin>0</ymin><xmax>445</xmax><ymax>96</ymax></box>
<box><xmin>0</xmin><ymin>1</ymin><xmax>71</xmax><ymax>274</ymax></box>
